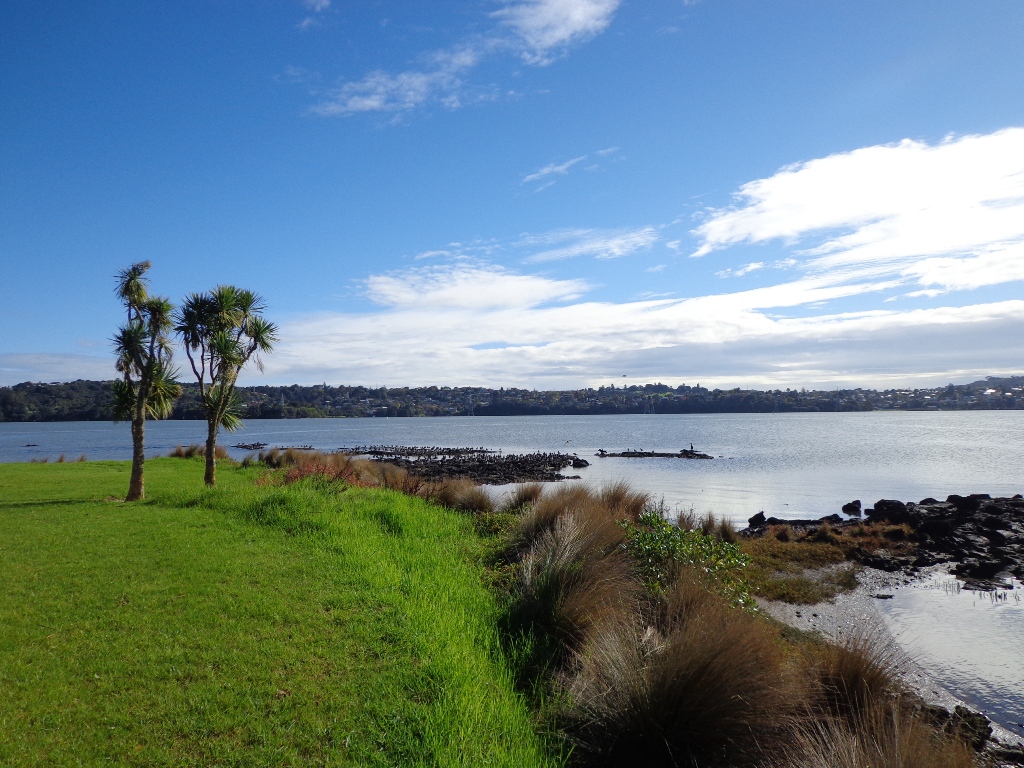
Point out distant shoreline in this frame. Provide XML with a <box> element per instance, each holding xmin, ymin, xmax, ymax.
<box><xmin>3</xmin><ymin>375</ymin><xmax>1023</xmax><ymax>422</ymax></box>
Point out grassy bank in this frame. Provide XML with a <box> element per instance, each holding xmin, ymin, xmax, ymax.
<box><xmin>0</xmin><ymin>460</ymin><xmax>555</xmax><ymax>767</ymax></box>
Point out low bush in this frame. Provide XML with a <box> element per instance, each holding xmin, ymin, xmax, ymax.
<box><xmin>622</xmin><ymin>508</ymin><xmax>751</xmax><ymax>605</ymax></box>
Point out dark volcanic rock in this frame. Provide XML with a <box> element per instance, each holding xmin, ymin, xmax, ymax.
<box><xmin>741</xmin><ymin>492</ymin><xmax>1024</xmax><ymax>588</ymax></box>
<box><xmin>868</xmin><ymin>494</ymin><xmax>1024</xmax><ymax>586</ymax></box>
<box><xmin>842</xmin><ymin>499</ymin><xmax>862</xmax><ymax>516</ymax></box>
<box><xmin>356</xmin><ymin>446</ymin><xmax>587</xmax><ymax>484</ymax></box>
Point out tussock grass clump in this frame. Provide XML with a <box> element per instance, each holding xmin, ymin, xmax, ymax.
<box><xmin>777</xmin><ymin>707</ymin><xmax>976</xmax><ymax>768</ymax></box>
<box><xmin>169</xmin><ymin>443</ymin><xmax>230</xmax><ymax>460</ymax></box>
<box><xmin>805</xmin><ymin>630</ymin><xmax>905</xmax><ymax>723</ymax></box>
<box><xmin>513</xmin><ymin>513</ymin><xmax>640</xmax><ymax>651</ymax></box>
<box><xmin>677</xmin><ymin>509</ymin><xmax>739</xmax><ymax>543</ymax></box>
<box><xmin>598</xmin><ymin>481</ymin><xmax>649</xmax><ymax>520</ymax></box>
<box><xmin>566</xmin><ymin>581</ymin><xmax>794</xmax><ymax>767</ymax></box>
<box><xmin>420</xmin><ymin>478</ymin><xmax>495</xmax><ymax>514</ymax></box>
<box><xmin>501</xmin><ymin>483</ymin><xmax>545</xmax><ymax>513</ymax></box>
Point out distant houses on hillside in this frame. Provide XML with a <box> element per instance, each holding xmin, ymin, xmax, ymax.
<box><xmin>1</xmin><ymin>376</ymin><xmax>1022</xmax><ymax>422</ymax></box>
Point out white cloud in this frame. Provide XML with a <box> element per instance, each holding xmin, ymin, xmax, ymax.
<box><xmin>310</xmin><ymin>1</ymin><xmax>621</xmax><ymax>116</ymax></box>
<box><xmin>0</xmin><ymin>354</ymin><xmax>115</xmax><ymax>386</ymax></box>
<box><xmin>717</xmin><ymin>261</ymin><xmax>764</xmax><ymax>278</ymax></box>
<box><xmin>364</xmin><ymin>264</ymin><xmax>590</xmax><ymax>310</ymax></box>
<box><xmin>691</xmin><ymin>127</ymin><xmax>1024</xmax><ymax>296</ymax></box>
<box><xmin>493</xmin><ymin>0</ymin><xmax>621</xmax><ymax>64</ymax></box>
<box><xmin>523</xmin><ymin>226</ymin><xmax>658</xmax><ymax>262</ymax></box>
<box><xmin>255</xmin><ymin>129</ymin><xmax>1024</xmax><ymax>389</ymax></box>
<box><xmin>311</xmin><ymin>47</ymin><xmax>480</xmax><ymax>115</ymax></box>
<box><xmin>297</xmin><ymin>0</ymin><xmax>330</xmax><ymax>30</ymax></box>
<box><xmin>522</xmin><ymin>155</ymin><xmax>587</xmax><ymax>184</ymax></box>
<box><xmin>264</xmin><ymin>264</ymin><xmax>1024</xmax><ymax>388</ymax></box>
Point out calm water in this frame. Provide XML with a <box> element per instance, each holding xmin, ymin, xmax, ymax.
<box><xmin>882</xmin><ymin>573</ymin><xmax>1024</xmax><ymax>738</ymax></box>
<box><xmin>3</xmin><ymin>412</ymin><xmax>1022</xmax><ymax>524</ymax></box>
<box><xmin>3</xmin><ymin>412</ymin><xmax>1023</xmax><ymax>733</ymax></box>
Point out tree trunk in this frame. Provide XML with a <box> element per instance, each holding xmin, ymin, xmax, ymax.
<box><xmin>204</xmin><ymin>419</ymin><xmax>218</xmax><ymax>486</ymax></box>
<box><xmin>126</xmin><ymin>414</ymin><xmax>145</xmax><ymax>501</ymax></box>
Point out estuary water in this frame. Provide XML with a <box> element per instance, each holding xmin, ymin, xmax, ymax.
<box><xmin>3</xmin><ymin>411</ymin><xmax>1023</xmax><ymax>734</ymax></box>
<box><xmin>3</xmin><ymin>411</ymin><xmax>1022</xmax><ymax>524</ymax></box>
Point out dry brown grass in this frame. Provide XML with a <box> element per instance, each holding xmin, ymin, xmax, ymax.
<box><xmin>514</xmin><ymin>513</ymin><xmax>641</xmax><ymax>651</ymax></box>
<box><xmin>598</xmin><ymin>481</ymin><xmax>649</xmax><ymax>521</ymax></box>
<box><xmin>678</xmin><ymin>510</ymin><xmax>739</xmax><ymax>543</ymax></box>
<box><xmin>566</xmin><ymin>580</ymin><xmax>795</xmax><ymax>767</ymax></box>
<box><xmin>804</xmin><ymin>629</ymin><xmax>905</xmax><ymax>723</ymax></box>
<box><xmin>169</xmin><ymin>444</ymin><xmax>230</xmax><ymax>460</ymax></box>
<box><xmin>776</xmin><ymin>706</ymin><xmax>977</xmax><ymax>768</ymax></box>
<box><xmin>418</xmin><ymin>478</ymin><xmax>495</xmax><ymax>514</ymax></box>
<box><xmin>501</xmin><ymin>483</ymin><xmax>545</xmax><ymax>513</ymax></box>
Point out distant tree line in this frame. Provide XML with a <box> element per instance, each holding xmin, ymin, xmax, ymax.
<box><xmin>3</xmin><ymin>376</ymin><xmax>1022</xmax><ymax>422</ymax></box>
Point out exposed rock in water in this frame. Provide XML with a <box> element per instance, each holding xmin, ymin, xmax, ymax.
<box><xmin>742</xmin><ymin>493</ymin><xmax>1024</xmax><ymax>589</ymax></box>
<box><xmin>347</xmin><ymin>445</ymin><xmax>589</xmax><ymax>484</ymax></box>
<box><xmin>595</xmin><ymin>448</ymin><xmax>713</xmax><ymax>459</ymax></box>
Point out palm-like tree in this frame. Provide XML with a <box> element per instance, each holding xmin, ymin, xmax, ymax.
<box><xmin>175</xmin><ymin>285</ymin><xmax>277</xmax><ymax>486</ymax></box>
<box><xmin>112</xmin><ymin>262</ymin><xmax>182</xmax><ymax>501</ymax></box>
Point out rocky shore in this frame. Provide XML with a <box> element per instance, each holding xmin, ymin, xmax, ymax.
<box><xmin>347</xmin><ymin>445</ymin><xmax>590</xmax><ymax>484</ymax></box>
<box><xmin>744</xmin><ymin>493</ymin><xmax>1024</xmax><ymax>589</ymax></box>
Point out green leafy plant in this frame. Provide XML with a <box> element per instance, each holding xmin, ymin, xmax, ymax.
<box><xmin>622</xmin><ymin>509</ymin><xmax>752</xmax><ymax>606</ymax></box>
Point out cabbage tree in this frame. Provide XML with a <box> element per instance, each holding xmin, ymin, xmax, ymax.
<box><xmin>175</xmin><ymin>286</ymin><xmax>277</xmax><ymax>486</ymax></box>
<box><xmin>112</xmin><ymin>261</ymin><xmax>182</xmax><ymax>501</ymax></box>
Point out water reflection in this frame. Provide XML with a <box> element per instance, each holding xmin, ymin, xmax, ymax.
<box><xmin>880</xmin><ymin>571</ymin><xmax>1024</xmax><ymax>737</ymax></box>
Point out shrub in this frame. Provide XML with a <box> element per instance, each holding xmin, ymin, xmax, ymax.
<box><xmin>566</xmin><ymin>589</ymin><xmax>794</xmax><ymax>767</ymax></box>
<box><xmin>806</xmin><ymin>521</ymin><xmax>839</xmax><ymax>546</ymax></box>
<box><xmin>622</xmin><ymin>509</ymin><xmax>751</xmax><ymax>605</ymax></box>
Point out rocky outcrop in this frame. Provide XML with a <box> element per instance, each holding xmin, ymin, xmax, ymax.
<box><xmin>742</xmin><ymin>494</ymin><xmax>1024</xmax><ymax>589</ymax></box>
<box><xmin>864</xmin><ymin>494</ymin><xmax>1024</xmax><ymax>585</ymax></box>
<box><xmin>595</xmin><ymin>448</ymin><xmax>713</xmax><ymax>459</ymax></box>
<box><xmin>352</xmin><ymin>446</ymin><xmax>589</xmax><ymax>484</ymax></box>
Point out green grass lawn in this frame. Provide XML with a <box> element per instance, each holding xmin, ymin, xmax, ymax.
<box><xmin>0</xmin><ymin>459</ymin><xmax>555</xmax><ymax>767</ymax></box>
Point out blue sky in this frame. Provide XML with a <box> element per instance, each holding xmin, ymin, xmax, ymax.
<box><xmin>2</xmin><ymin>0</ymin><xmax>1023</xmax><ymax>388</ymax></box>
